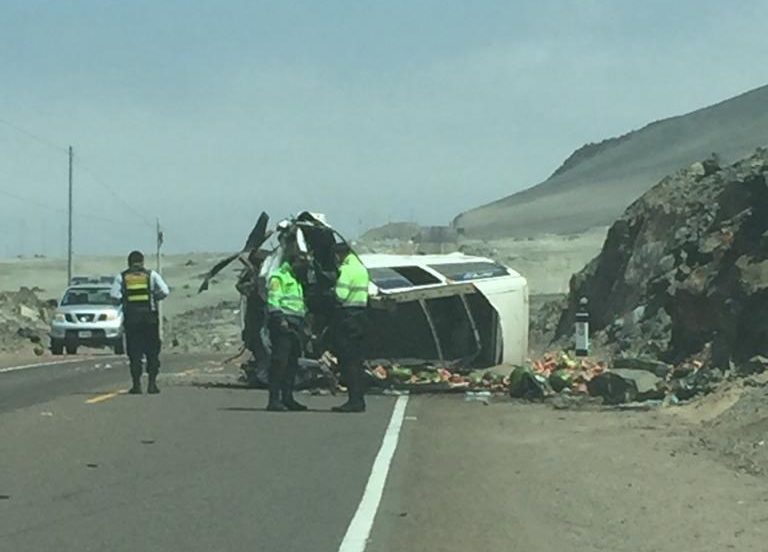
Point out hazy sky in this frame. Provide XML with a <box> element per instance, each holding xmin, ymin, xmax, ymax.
<box><xmin>1</xmin><ymin>0</ymin><xmax>767</xmax><ymax>256</ymax></box>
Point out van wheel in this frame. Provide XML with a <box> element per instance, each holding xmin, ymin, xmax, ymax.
<box><xmin>66</xmin><ymin>344</ymin><xmax>78</xmax><ymax>355</ymax></box>
<box><xmin>51</xmin><ymin>341</ymin><xmax>64</xmax><ymax>355</ymax></box>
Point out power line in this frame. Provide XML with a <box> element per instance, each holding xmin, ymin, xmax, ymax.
<box><xmin>0</xmin><ymin>115</ymin><xmax>192</xmax><ymax>249</ymax></box>
<box><xmin>0</xmin><ymin>116</ymin><xmax>69</xmax><ymax>155</ymax></box>
<box><xmin>73</xmin><ymin>157</ymin><xmax>156</xmax><ymax>228</ymax></box>
<box><xmin>0</xmin><ymin>114</ymin><xmax>156</xmax><ymax>228</ymax></box>
<box><xmin>0</xmin><ymin>187</ymin><xmax>149</xmax><ymax>227</ymax></box>
<box><xmin>0</xmin><ymin>188</ymin><xmax>61</xmax><ymax>213</ymax></box>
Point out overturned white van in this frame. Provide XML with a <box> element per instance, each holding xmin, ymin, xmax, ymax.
<box><xmin>200</xmin><ymin>212</ymin><xmax>529</xmax><ymax>381</ymax></box>
<box><xmin>362</xmin><ymin>253</ymin><xmax>529</xmax><ymax>368</ymax></box>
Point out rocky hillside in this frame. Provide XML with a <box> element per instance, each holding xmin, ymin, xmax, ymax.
<box><xmin>455</xmin><ymin>84</ymin><xmax>768</xmax><ymax>238</ymax></box>
<box><xmin>553</xmin><ymin>148</ymin><xmax>768</xmax><ymax>368</ymax></box>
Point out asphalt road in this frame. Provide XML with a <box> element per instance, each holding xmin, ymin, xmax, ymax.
<box><xmin>3</xmin><ymin>355</ymin><xmax>768</xmax><ymax>552</ymax></box>
<box><xmin>0</xmin><ymin>353</ymin><xmax>401</xmax><ymax>552</ymax></box>
<box><xmin>0</xmin><ymin>354</ymin><xmax>127</xmax><ymax>413</ymax></box>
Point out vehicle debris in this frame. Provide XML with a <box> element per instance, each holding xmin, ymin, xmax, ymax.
<box><xmin>200</xmin><ymin>211</ymin><xmax>529</xmax><ymax>391</ymax></box>
<box><xmin>464</xmin><ymin>391</ymin><xmax>492</xmax><ymax>405</ymax></box>
<box><xmin>513</xmin><ymin>348</ymin><xmax>728</xmax><ymax>405</ymax></box>
<box><xmin>360</xmin><ymin>360</ymin><xmax>508</xmax><ymax>393</ymax></box>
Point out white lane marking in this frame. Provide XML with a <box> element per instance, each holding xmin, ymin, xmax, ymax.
<box><xmin>0</xmin><ymin>356</ymin><xmax>119</xmax><ymax>374</ymax></box>
<box><xmin>339</xmin><ymin>395</ymin><xmax>409</xmax><ymax>552</ymax></box>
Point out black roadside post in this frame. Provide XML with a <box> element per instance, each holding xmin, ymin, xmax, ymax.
<box><xmin>575</xmin><ymin>297</ymin><xmax>589</xmax><ymax>357</ymax></box>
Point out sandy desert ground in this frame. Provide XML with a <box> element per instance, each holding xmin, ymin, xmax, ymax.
<box><xmin>0</xmin><ymin>252</ymin><xmax>240</xmax><ymax>318</ymax></box>
<box><xmin>457</xmin><ymin>226</ymin><xmax>607</xmax><ymax>294</ymax></box>
<box><xmin>0</xmin><ymin>226</ymin><xmax>607</xmax><ymax>309</ymax></box>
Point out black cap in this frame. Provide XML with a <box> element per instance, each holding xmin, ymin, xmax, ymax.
<box><xmin>128</xmin><ymin>250</ymin><xmax>144</xmax><ymax>266</ymax></box>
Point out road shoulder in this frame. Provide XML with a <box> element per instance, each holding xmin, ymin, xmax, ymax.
<box><xmin>368</xmin><ymin>396</ymin><xmax>768</xmax><ymax>552</ymax></box>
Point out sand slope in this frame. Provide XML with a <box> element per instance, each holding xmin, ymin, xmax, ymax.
<box><xmin>455</xmin><ymin>84</ymin><xmax>768</xmax><ymax>238</ymax></box>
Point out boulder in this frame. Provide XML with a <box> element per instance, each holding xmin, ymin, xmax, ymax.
<box><xmin>610</xmin><ymin>369</ymin><xmax>664</xmax><ymax>400</ymax></box>
<box><xmin>612</xmin><ymin>356</ymin><xmax>672</xmax><ymax>378</ymax></box>
<box><xmin>18</xmin><ymin>304</ymin><xmax>40</xmax><ymax>321</ymax></box>
<box><xmin>587</xmin><ymin>372</ymin><xmax>638</xmax><ymax>405</ymax></box>
<box><xmin>737</xmin><ymin>355</ymin><xmax>768</xmax><ymax>376</ymax></box>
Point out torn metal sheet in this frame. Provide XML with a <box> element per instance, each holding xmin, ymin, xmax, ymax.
<box><xmin>198</xmin><ymin>211</ymin><xmax>272</xmax><ymax>293</ymax></box>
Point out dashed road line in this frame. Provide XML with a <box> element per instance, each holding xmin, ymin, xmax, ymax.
<box><xmin>85</xmin><ymin>390</ymin><xmax>127</xmax><ymax>404</ymax></box>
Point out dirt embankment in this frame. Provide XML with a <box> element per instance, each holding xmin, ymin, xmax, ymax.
<box><xmin>0</xmin><ymin>288</ymin><xmax>55</xmax><ymax>355</ymax></box>
<box><xmin>165</xmin><ymin>301</ymin><xmax>242</xmax><ymax>353</ymax></box>
<box><xmin>676</xmin><ymin>374</ymin><xmax>768</xmax><ymax>477</ymax></box>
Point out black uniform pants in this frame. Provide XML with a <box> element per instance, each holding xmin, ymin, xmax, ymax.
<box><xmin>125</xmin><ymin>313</ymin><xmax>161</xmax><ymax>377</ymax></box>
<box><xmin>268</xmin><ymin>321</ymin><xmax>301</xmax><ymax>398</ymax></box>
<box><xmin>334</xmin><ymin>309</ymin><xmax>367</xmax><ymax>405</ymax></box>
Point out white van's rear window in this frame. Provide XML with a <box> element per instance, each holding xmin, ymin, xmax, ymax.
<box><xmin>429</xmin><ymin>262</ymin><xmax>509</xmax><ymax>282</ymax></box>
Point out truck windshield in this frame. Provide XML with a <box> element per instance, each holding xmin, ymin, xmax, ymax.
<box><xmin>62</xmin><ymin>288</ymin><xmax>115</xmax><ymax>306</ymax></box>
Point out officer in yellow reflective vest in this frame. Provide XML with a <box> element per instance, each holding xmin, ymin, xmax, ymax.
<box><xmin>110</xmin><ymin>250</ymin><xmax>170</xmax><ymax>394</ymax></box>
<box><xmin>265</xmin><ymin>254</ymin><xmax>308</xmax><ymax>412</ymax></box>
<box><xmin>331</xmin><ymin>243</ymin><xmax>370</xmax><ymax>413</ymax></box>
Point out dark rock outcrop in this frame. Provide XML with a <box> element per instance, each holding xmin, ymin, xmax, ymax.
<box><xmin>555</xmin><ymin>149</ymin><xmax>768</xmax><ymax>368</ymax></box>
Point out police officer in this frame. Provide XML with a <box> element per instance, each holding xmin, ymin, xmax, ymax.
<box><xmin>266</xmin><ymin>253</ymin><xmax>308</xmax><ymax>412</ymax></box>
<box><xmin>331</xmin><ymin>243</ymin><xmax>370</xmax><ymax>413</ymax></box>
<box><xmin>110</xmin><ymin>250</ymin><xmax>170</xmax><ymax>394</ymax></box>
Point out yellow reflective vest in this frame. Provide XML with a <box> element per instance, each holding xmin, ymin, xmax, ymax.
<box><xmin>122</xmin><ymin>269</ymin><xmax>152</xmax><ymax>312</ymax></box>
<box><xmin>267</xmin><ymin>262</ymin><xmax>306</xmax><ymax>318</ymax></box>
<box><xmin>335</xmin><ymin>253</ymin><xmax>369</xmax><ymax>308</ymax></box>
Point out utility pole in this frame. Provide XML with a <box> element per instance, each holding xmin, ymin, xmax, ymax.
<box><xmin>67</xmin><ymin>146</ymin><xmax>73</xmax><ymax>284</ymax></box>
<box><xmin>156</xmin><ymin>218</ymin><xmax>164</xmax><ymax>340</ymax></box>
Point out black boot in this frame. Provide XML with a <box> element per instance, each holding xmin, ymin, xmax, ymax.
<box><xmin>266</xmin><ymin>388</ymin><xmax>286</xmax><ymax>411</ymax></box>
<box><xmin>282</xmin><ymin>394</ymin><xmax>308</xmax><ymax>411</ymax></box>
<box><xmin>266</xmin><ymin>368</ymin><xmax>286</xmax><ymax>411</ymax></box>
<box><xmin>147</xmin><ymin>374</ymin><xmax>160</xmax><ymax>394</ymax></box>
<box><xmin>332</xmin><ymin>401</ymin><xmax>366</xmax><ymax>413</ymax></box>
<box><xmin>333</xmin><ymin>364</ymin><xmax>365</xmax><ymax>412</ymax></box>
<box><xmin>128</xmin><ymin>371</ymin><xmax>142</xmax><ymax>394</ymax></box>
<box><xmin>282</xmin><ymin>357</ymin><xmax>307</xmax><ymax>411</ymax></box>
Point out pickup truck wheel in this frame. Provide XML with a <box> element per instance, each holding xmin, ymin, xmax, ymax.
<box><xmin>51</xmin><ymin>341</ymin><xmax>64</xmax><ymax>355</ymax></box>
<box><xmin>66</xmin><ymin>344</ymin><xmax>78</xmax><ymax>355</ymax></box>
<box><xmin>113</xmin><ymin>339</ymin><xmax>125</xmax><ymax>355</ymax></box>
